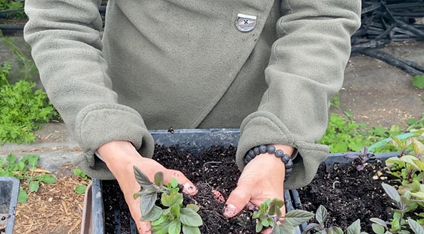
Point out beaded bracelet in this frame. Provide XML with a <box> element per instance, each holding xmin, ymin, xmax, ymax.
<box><xmin>244</xmin><ymin>144</ymin><xmax>294</xmax><ymax>182</ymax></box>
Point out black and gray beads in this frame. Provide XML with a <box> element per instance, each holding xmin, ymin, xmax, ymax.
<box><xmin>243</xmin><ymin>144</ymin><xmax>294</xmax><ymax>181</ymax></box>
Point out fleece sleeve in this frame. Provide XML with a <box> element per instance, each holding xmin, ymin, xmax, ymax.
<box><xmin>23</xmin><ymin>0</ymin><xmax>154</xmax><ymax>178</ymax></box>
<box><xmin>236</xmin><ymin>0</ymin><xmax>361</xmax><ymax>189</ymax></box>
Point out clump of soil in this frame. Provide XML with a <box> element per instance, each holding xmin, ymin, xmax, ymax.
<box><xmin>297</xmin><ymin>160</ymin><xmax>393</xmax><ymax>232</ymax></box>
<box><xmin>103</xmin><ymin>145</ymin><xmax>257</xmax><ymax>234</ymax></box>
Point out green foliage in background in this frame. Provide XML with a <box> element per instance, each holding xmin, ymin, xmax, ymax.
<box><xmin>0</xmin><ymin>33</ymin><xmax>59</xmax><ymax>145</ymax></box>
<box><xmin>319</xmin><ymin>114</ymin><xmax>402</xmax><ymax>153</ymax></box>
<box><xmin>0</xmin><ymin>0</ymin><xmax>25</xmax><ymax>18</ymax></box>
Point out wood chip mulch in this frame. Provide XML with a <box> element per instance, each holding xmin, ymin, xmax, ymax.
<box><xmin>14</xmin><ymin>164</ymin><xmax>88</xmax><ymax>234</ymax></box>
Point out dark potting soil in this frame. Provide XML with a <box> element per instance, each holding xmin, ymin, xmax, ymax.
<box><xmin>297</xmin><ymin>160</ymin><xmax>394</xmax><ymax>232</ymax></box>
<box><xmin>103</xmin><ymin>145</ymin><xmax>257</xmax><ymax>234</ymax></box>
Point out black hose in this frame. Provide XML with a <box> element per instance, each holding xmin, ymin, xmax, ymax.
<box><xmin>360</xmin><ymin>49</ymin><xmax>424</xmax><ymax>76</ymax></box>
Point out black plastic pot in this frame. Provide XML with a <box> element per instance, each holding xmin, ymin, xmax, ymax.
<box><xmin>0</xmin><ymin>177</ymin><xmax>20</xmax><ymax>234</ymax></box>
<box><xmin>81</xmin><ymin>129</ymin><xmax>304</xmax><ymax>234</ymax></box>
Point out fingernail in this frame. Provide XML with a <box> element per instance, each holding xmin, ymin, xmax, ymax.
<box><xmin>224</xmin><ymin>204</ymin><xmax>236</xmax><ymax>217</ymax></box>
<box><xmin>247</xmin><ymin>203</ymin><xmax>256</xmax><ymax>211</ymax></box>
<box><xmin>184</xmin><ymin>183</ymin><xmax>196</xmax><ymax>194</ymax></box>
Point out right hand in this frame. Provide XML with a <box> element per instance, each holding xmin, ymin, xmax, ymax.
<box><xmin>98</xmin><ymin>141</ymin><xmax>198</xmax><ymax>234</ymax></box>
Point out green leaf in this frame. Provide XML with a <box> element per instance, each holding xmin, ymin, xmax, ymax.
<box><xmin>272</xmin><ymin>221</ymin><xmax>295</xmax><ymax>234</ymax></box>
<box><xmin>316</xmin><ymin>205</ymin><xmax>328</xmax><ymax>224</ymax></box>
<box><xmin>29</xmin><ymin>181</ymin><xmax>39</xmax><ymax>192</ymax></box>
<box><xmin>21</xmin><ymin>155</ymin><xmax>39</xmax><ymax>167</ymax></box>
<box><xmin>18</xmin><ymin>187</ymin><xmax>28</xmax><ymax>203</ymax></box>
<box><xmin>74</xmin><ymin>185</ymin><xmax>87</xmax><ymax>194</ymax></box>
<box><xmin>133</xmin><ymin>191</ymin><xmax>142</xmax><ymax>199</ymax></box>
<box><xmin>37</xmin><ymin>174</ymin><xmax>56</xmax><ymax>184</ymax></box>
<box><xmin>6</xmin><ymin>154</ymin><xmax>16</xmax><ymax>164</ymax></box>
<box><xmin>133</xmin><ymin>166</ymin><xmax>152</xmax><ymax>188</ymax></box>
<box><xmin>152</xmin><ymin>220</ymin><xmax>171</xmax><ymax>234</ymax></box>
<box><xmin>333</xmin><ymin>227</ymin><xmax>344</xmax><ymax>234</ymax></box>
<box><xmin>168</xmin><ymin>220</ymin><xmax>182</xmax><ymax>234</ymax></box>
<box><xmin>261</xmin><ymin>218</ymin><xmax>271</xmax><ymax>227</ymax></box>
<box><xmin>182</xmin><ymin>225</ymin><xmax>201</xmax><ymax>234</ymax></box>
<box><xmin>347</xmin><ymin>219</ymin><xmax>361</xmax><ymax>234</ymax></box>
<box><xmin>152</xmin><ymin>215</ymin><xmax>166</xmax><ymax>226</ymax></box>
<box><xmin>285</xmin><ymin>210</ymin><xmax>315</xmax><ymax>226</ymax></box>
<box><xmin>141</xmin><ymin>205</ymin><xmax>163</xmax><ymax>222</ymax></box>
<box><xmin>161</xmin><ymin>193</ymin><xmax>183</xmax><ymax>207</ymax></box>
<box><xmin>171</xmin><ymin>178</ymin><xmax>178</xmax><ymax>188</ymax></box>
<box><xmin>382</xmin><ymin>183</ymin><xmax>401</xmax><ymax>203</ymax></box>
<box><xmin>408</xmin><ymin>118</ymin><xmax>418</xmax><ymax>126</ymax></box>
<box><xmin>408</xmin><ymin>218</ymin><xmax>424</xmax><ymax>234</ymax></box>
<box><xmin>140</xmin><ymin>190</ymin><xmax>158</xmax><ymax>216</ymax></box>
<box><xmin>253</xmin><ymin>211</ymin><xmax>261</xmax><ymax>219</ymax></box>
<box><xmin>171</xmin><ymin>204</ymin><xmax>180</xmax><ymax>218</ymax></box>
<box><xmin>180</xmin><ymin>207</ymin><xmax>203</xmax><ymax>227</ymax></box>
<box><xmin>370</xmin><ymin>218</ymin><xmax>387</xmax><ymax>228</ymax></box>
<box><xmin>154</xmin><ymin>172</ymin><xmax>164</xmax><ymax>187</ymax></box>
<box><xmin>72</xmin><ymin>168</ymin><xmax>82</xmax><ymax>176</ymax></box>
<box><xmin>400</xmin><ymin>155</ymin><xmax>420</xmax><ymax>171</ymax></box>
<box><xmin>187</xmin><ymin>204</ymin><xmax>199</xmax><ymax>212</ymax></box>
<box><xmin>256</xmin><ymin>222</ymin><xmax>264</xmax><ymax>232</ymax></box>
<box><xmin>372</xmin><ymin>224</ymin><xmax>385</xmax><ymax>234</ymax></box>
<box><xmin>413</xmin><ymin>76</ymin><xmax>424</xmax><ymax>89</ymax></box>
<box><xmin>301</xmin><ymin>223</ymin><xmax>321</xmax><ymax>234</ymax></box>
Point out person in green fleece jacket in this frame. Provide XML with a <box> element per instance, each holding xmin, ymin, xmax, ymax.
<box><xmin>24</xmin><ymin>0</ymin><xmax>361</xmax><ymax>233</ymax></box>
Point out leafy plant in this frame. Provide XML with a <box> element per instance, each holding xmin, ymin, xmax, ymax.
<box><xmin>330</xmin><ymin>93</ymin><xmax>341</xmax><ymax>109</ymax></box>
<box><xmin>319</xmin><ymin>114</ymin><xmax>390</xmax><ymax>153</ymax></box>
<box><xmin>369</xmin><ymin>183</ymin><xmax>420</xmax><ymax>233</ymax></box>
<box><xmin>0</xmin><ymin>32</ymin><xmax>59</xmax><ymax>144</ymax></box>
<box><xmin>0</xmin><ymin>154</ymin><xmax>56</xmax><ymax>203</ymax></box>
<box><xmin>133</xmin><ymin>167</ymin><xmax>202</xmax><ymax>234</ymax></box>
<box><xmin>252</xmin><ymin>198</ymin><xmax>314</xmax><ymax>234</ymax></box>
<box><xmin>72</xmin><ymin>168</ymin><xmax>90</xmax><ymax>194</ymax></box>
<box><xmin>385</xmin><ymin>137</ymin><xmax>424</xmax><ymax>184</ymax></box>
<box><xmin>302</xmin><ymin>205</ymin><xmax>365</xmax><ymax>234</ymax></box>
<box><xmin>345</xmin><ymin>146</ymin><xmax>377</xmax><ymax>171</ymax></box>
<box><xmin>413</xmin><ymin>76</ymin><xmax>424</xmax><ymax>89</ymax></box>
<box><xmin>407</xmin><ymin>115</ymin><xmax>424</xmax><ymax>132</ymax></box>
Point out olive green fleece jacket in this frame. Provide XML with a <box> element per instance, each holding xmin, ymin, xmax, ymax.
<box><xmin>24</xmin><ymin>0</ymin><xmax>361</xmax><ymax>189</ymax></box>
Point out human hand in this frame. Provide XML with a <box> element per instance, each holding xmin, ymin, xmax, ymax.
<box><xmin>224</xmin><ymin>145</ymin><xmax>294</xmax><ymax>234</ymax></box>
<box><xmin>98</xmin><ymin>141</ymin><xmax>198</xmax><ymax>234</ymax></box>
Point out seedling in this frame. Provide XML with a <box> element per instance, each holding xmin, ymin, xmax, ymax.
<box><xmin>369</xmin><ymin>183</ymin><xmax>420</xmax><ymax>233</ymax></box>
<box><xmin>345</xmin><ymin>146</ymin><xmax>376</xmax><ymax>171</ymax></box>
<box><xmin>302</xmin><ymin>205</ymin><xmax>364</xmax><ymax>234</ymax></box>
<box><xmin>252</xmin><ymin>198</ymin><xmax>314</xmax><ymax>234</ymax></box>
<box><xmin>0</xmin><ymin>154</ymin><xmax>56</xmax><ymax>203</ymax></box>
<box><xmin>133</xmin><ymin>167</ymin><xmax>202</xmax><ymax>234</ymax></box>
<box><xmin>72</xmin><ymin>168</ymin><xmax>91</xmax><ymax>194</ymax></box>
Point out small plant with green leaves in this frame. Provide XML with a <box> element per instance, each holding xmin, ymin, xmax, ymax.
<box><xmin>133</xmin><ymin>167</ymin><xmax>202</xmax><ymax>234</ymax></box>
<box><xmin>251</xmin><ymin>198</ymin><xmax>314</xmax><ymax>234</ymax></box>
<box><xmin>385</xmin><ymin>137</ymin><xmax>424</xmax><ymax>185</ymax></box>
<box><xmin>0</xmin><ymin>154</ymin><xmax>56</xmax><ymax>203</ymax></box>
<box><xmin>72</xmin><ymin>168</ymin><xmax>91</xmax><ymax>194</ymax></box>
<box><xmin>369</xmin><ymin>183</ymin><xmax>422</xmax><ymax>233</ymax></box>
<box><xmin>302</xmin><ymin>205</ymin><xmax>365</xmax><ymax>234</ymax></box>
<box><xmin>345</xmin><ymin>146</ymin><xmax>377</xmax><ymax>171</ymax></box>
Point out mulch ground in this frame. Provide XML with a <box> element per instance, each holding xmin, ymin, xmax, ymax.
<box><xmin>14</xmin><ymin>163</ymin><xmax>87</xmax><ymax>234</ymax></box>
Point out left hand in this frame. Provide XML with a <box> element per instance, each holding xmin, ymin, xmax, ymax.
<box><xmin>224</xmin><ymin>145</ymin><xmax>294</xmax><ymax>234</ymax></box>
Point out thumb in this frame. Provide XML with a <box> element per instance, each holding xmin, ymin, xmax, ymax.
<box><xmin>224</xmin><ymin>184</ymin><xmax>252</xmax><ymax>218</ymax></box>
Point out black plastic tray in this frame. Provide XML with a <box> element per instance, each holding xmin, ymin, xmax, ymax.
<box><xmin>85</xmin><ymin>129</ymin><xmax>305</xmax><ymax>234</ymax></box>
<box><xmin>84</xmin><ymin>129</ymin><xmax>402</xmax><ymax>234</ymax></box>
<box><xmin>0</xmin><ymin>177</ymin><xmax>20</xmax><ymax>234</ymax></box>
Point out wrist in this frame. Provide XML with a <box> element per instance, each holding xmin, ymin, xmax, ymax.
<box><xmin>97</xmin><ymin>141</ymin><xmax>142</xmax><ymax>173</ymax></box>
<box><xmin>244</xmin><ymin>144</ymin><xmax>296</xmax><ymax>181</ymax></box>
